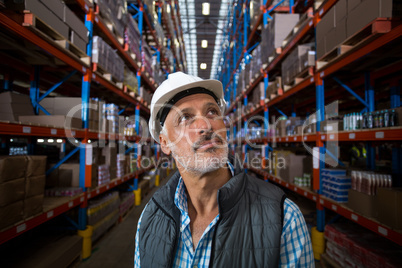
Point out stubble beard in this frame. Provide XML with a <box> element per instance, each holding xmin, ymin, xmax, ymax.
<box><xmin>169</xmin><ymin>142</ymin><xmax>229</xmax><ymax>175</ymax></box>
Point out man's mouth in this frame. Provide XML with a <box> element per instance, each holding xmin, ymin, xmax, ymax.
<box><xmin>193</xmin><ymin>137</ymin><xmax>223</xmax><ymax>152</ymax></box>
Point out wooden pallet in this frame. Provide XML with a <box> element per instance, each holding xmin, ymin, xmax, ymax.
<box><xmin>262</xmin><ymin>47</ymin><xmax>282</xmax><ymax>69</ymax></box>
<box><xmin>96</xmin><ymin>9</ymin><xmax>124</xmax><ymax>45</ymax></box>
<box><xmin>283</xmin><ymin>66</ymin><xmax>314</xmax><ymax>91</ymax></box>
<box><xmin>317</xmin><ymin>18</ymin><xmax>393</xmax><ymax>70</ymax></box>
<box><xmin>22</xmin><ymin>12</ymin><xmax>90</xmax><ymax>65</ymax></box>
<box><xmin>93</xmin><ymin>63</ymin><xmax>123</xmax><ymax>89</ymax></box>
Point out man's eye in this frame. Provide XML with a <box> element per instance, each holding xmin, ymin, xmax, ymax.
<box><xmin>207</xmin><ymin>109</ymin><xmax>219</xmax><ymax>116</ymax></box>
<box><xmin>179</xmin><ymin>114</ymin><xmax>192</xmax><ymax>123</ymax></box>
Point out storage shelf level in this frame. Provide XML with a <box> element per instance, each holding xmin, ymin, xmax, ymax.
<box><xmin>0</xmin><ymin>167</ymin><xmax>153</xmax><ymax>245</ymax></box>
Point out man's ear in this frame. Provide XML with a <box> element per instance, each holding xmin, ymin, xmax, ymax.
<box><xmin>159</xmin><ymin>133</ymin><xmax>171</xmax><ymax>155</ymax></box>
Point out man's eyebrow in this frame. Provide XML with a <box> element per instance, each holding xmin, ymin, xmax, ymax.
<box><xmin>204</xmin><ymin>102</ymin><xmax>220</xmax><ymax>109</ymax></box>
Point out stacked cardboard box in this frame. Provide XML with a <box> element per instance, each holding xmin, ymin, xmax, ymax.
<box><xmin>276</xmin><ymin>116</ymin><xmax>304</xmax><ymax>137</ymax></box>
<box><xmin>0</xmin><ymin>155</ymin><xmax>46</xmax><ymax>230</ymax></box>
<box><xmin>124</xmin><ymin>68</ymin><xmax>139</xmax><ymax>95</ymax></box>
<box><xmin>125</xmin><ymin>15</ymin><xmax>141</xmax><ymax>62</ymax></box>
<box><xmin>316</xmin><ymin>0</ymin><xmax>402</xmax><ymax>59</ymax></box>
<box><xmin>250</xmin><ymin>0</ymin><xmax>291</xmax><ymax>29</ymax></box>
<box><xmin>92</xmin><ymin>36</ymin><xmax>125</xmax><ymax>82</ymax></box>
<box><xmin>19</xmin><ymin>97</ymin><xmax>104</xmax><ymax>130</ymax></box>
<box><xmin>250</xmin><ymin>45</ymin><xmax>262</xmax><ymax>79</ymax></box>
<box><xmin>274</xmin><ymin>150</ymin><xmax>312</xmax><ymax>183</ymax></box>
<box><xmin>266</xmin><ymin>76</ymin><xmax>282</xmax><ymax>100</ymax></box>
<box><xmin>102</xmin><ymin>145</ymin><xmax>117</xmax><ymax>180</ymax></box>
<box><xmin>377</xmin><ymin>187</ymin><xmax>402</xmax><ymax>229</ymax></box>
<box><xmin>142</xmin><ymin>42</ymin><xmax>154</xmax><ymax>77</ymax></box>
<box><xmin>95</xmin><ymin>0</ymin><xmax>127</xmax><ymax>38</ymax></box>
<box><xmin>0</xmin><ymin>92</ymin><xmax>34</xmax><ymax>122</ymax></box>
<box><xmin>6</xmin><ymin>0</ymin><xmax>88</xmax><ymax>53</ymax></box>
<box><xmin>322</xmin><ymin>169</ymin><xmax>350</xmax><ymax>203</ymax></box>
<box><xmin>281</xmin><ymin>43</ymin><xmax>315</xmax><ymax>86</ymax></box>
<box><xmin>325</xmin><ymin>222</ymin><xmax>402</xmax><ymax>267</ymax></box>
<box><xmin>261</xmin><ymin>14</ymin><xmax>299</xmax><ymax>66</ymax></box>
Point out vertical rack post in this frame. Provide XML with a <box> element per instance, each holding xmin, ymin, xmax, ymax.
<box><xmin>78</xmin><ymin>8</ymin><xmax>94</xmax><ymax>231</ymax></box>
<box><xmin>315</xmin><ymin>75</ymin><xmax>325</xmax><ymax>232</ymax></box>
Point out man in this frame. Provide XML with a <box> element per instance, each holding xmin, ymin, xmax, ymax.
<box><xmin>134</xmin><ymin>72</ymin><xmax>314</xmax><ymax>267</ymax></box>
<box><xmin>350</xmin><ymin>142</ymin><xmax>367</xmax><ymax>168</ymax></box>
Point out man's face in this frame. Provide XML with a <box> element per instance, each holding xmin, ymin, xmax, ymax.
<box><xmin>159</xmin><ymin>93</ymin><xmax>228</xmax><ymax>175</ymax></box>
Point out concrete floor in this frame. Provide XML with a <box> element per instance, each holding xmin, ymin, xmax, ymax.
<box><xmin>75</xmin><ymin>177</ymin><xmax>168</xmax><ymax>268</ymax></box>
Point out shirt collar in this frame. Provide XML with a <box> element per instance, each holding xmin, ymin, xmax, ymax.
<box><xmin>174</xmin><ymin>161</ymin><xmax>235</xmax><ymax>214</ymax></box>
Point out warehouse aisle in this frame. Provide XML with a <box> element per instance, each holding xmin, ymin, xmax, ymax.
<box><xmin>75</xmin><ymin>176</ymin><xmax>170</xmax><ymax>268</ymax></box>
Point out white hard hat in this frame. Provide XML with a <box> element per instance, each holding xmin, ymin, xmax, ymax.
<box><xmin>149</xmin><ymin>72</ymin><xmax>226</xmax><ymax>142</ymax></box>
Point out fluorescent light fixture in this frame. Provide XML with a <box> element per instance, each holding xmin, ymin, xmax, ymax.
<box><xmin>10</xmin><ymin>139</ymin><xmax>13</xmax><ymax>142</ymax></box>
<box><xmin>47</xmin><ymin>139</ymin><xmax>54</xmax><ymax>143</ymax></box>
<box><xmin>200</xmin><ymin>63</ymin><xmax>207</xmax><ymax>69</ymax></box>
<box><xmin>167</xmin><ymin>4</ymin><xmax>171</xmax><ymax>14</ymax></box>
<box><xmin>202</xmin><ymin>3</ymin><xmax>210</xmax><ymax>15</ymax></box>
<box><xmin>201</xmin><ymin>40</ymin><xmax>208</xmax><ymax>48</ymax></box>
<box><xmin>37</xmin><ymin>139</ymin><xmax>44</xmax><ymax>143</ymax></box>
<box><xmin>88</xmin><ymin>140</ymin><xmax>92</xmax><ymax>143</ymax></box>
<box><xmin>56</xmin><ymin>139</ymin><xmax>63</xmax><ymax>143</ymax></box>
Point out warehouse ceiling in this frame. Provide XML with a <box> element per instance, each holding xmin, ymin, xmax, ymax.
<box><xmin>177</xmin><ymin>0</ymin><xmax>229</xmax><ymax>79</ymax></box>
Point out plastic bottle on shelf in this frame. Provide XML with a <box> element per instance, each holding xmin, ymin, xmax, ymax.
<box><xmin>384</xmin><ymin>109</ymin><xmax>390</xmax><ymax>127</ymax></box>
<box><xmin>348</xmin><ymin>113</ymin><xmax>352</xmax><ymax>130</ymax></box>
<box><xmin>390</xmin><ymin>109</ymin><xmax>398</xmax><ymax>127</ymax></box>
<box><xmin>367</xmin><ymin>112</ymin><xmax>373</xmax><ymax>128</ymax></box>
<box><xmin>343</xmin><ymin>114</ymin><xmax>348</xmax><ymax>130</ymax></box>
<box><xmin>379</xmin><ymin>110</ymin><xmax>384</xmax><ymax>128</ymax></box>
<box><xmin>373</xmin><ymin>111</ymin><xmax>378</xmax><ymax>128</ymax></box>
<box><xmin>362</xmin><ymin>112</ymin><xmax>367</xmax><ymax>129</ymax></box>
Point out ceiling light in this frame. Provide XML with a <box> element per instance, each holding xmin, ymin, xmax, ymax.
<box><xmin>201</xmin><ymin>40</ymin><xmax>208</xmax><ymax>48</ymax></box>
<box><xmin>202</xmin><ymin>3</ymin><xmax>210</xmax><ymax>15</ymax></box>
<box><xmin>167</xmin><ymin>4</ymin><xmax>171</xmax><ymax>14</ymax></box>
<box><xmin>56</xmin><ymin>139</ymin><xmax>63</xmax><ymax>143</ymax></box>
<box><xmin>200</xmin><ymin>63</ymin><xmax>207</xmax><ymax>69</ymax></box>
<box><xmin>48</xmin><ymin>139</ymin><xmax>54</xmax><ymax>143</ymax></box>
<box><xmin>37</xmin><ymin>139</ymin><xmax>44</xmax><ymax>143</ymax></box>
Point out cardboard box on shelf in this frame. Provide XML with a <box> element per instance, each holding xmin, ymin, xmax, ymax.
<box><xmin>377</xmin><ymin>187</ymin><xmax>402</xmax><ymax>229</ymax></box>
<box><xmin>320</xmin><ymin>120</ymin><xmax>343</xmax><ymax>132</ymax></box>
<box><xmin>348</xmin><ymin>0</ymin><xmax>361</xmax><ymax>12</ymax></box>
<box><xmin>19</xmin><ymin>115</ymin><xmax>82</xmax><ymax>129</ymax></box>
<box><xmin>25</xmin><ymin>175</ymin><xmax>46</xmax><ymax>198</ymax></box>
<box><xmin>23</xmin><ymin>194</ymin><xmax>44</xmax><ymax>219</ymax></box>
<box><xmin>58</xmin><ymin>163</ymin><xmax>80</xmax><ymax>187</ymax></box>
<box><xmin>347</xmin><ymin>189</ymin><xmax>378</xmax><ymax>218</ymax></box>
<box><xmin>39</xmin><ymin>0</ymin><xmax>65</xmax><ymax>20</ymax></box>
<box><xmin>26</xmin><ymin>155</ymin><xmax>47</xmax><ymax>177</ymax></box>
<box><xmin>0</xmin><ymin>91</ymin><xmax>31</xmax><ymax>104</ymax></box>
<box><xmin>0</xmin><ymin>178</ymin><xmax>25</xmax><ymax>207</ymax></box>
<box><xmin>102</xmin><ymin>146</ymin><xmax>117</xmax><ymax>169</ymax></box>
<box><xmin>0</xmin><ymin>201</ymin><xmax>23</xmax><ymax>230</ymax></box>
<box><xmin>63</xmin><ymin>5</ymin><xmax>88</xmax><ymax>42</ymax></box>
<box><xmin>335</xmin><ymin>0</ymin><xmax>347</xmax><ymax>22</ymax></box>
<box><xmin>0</xmin><ymin>156</ymin><xmax>27</xmax><ymax>183</ymax></box>
<box><xmin>347</xmin><ymin>0</ymin><xmax>379</xmax><ymax>38</ymax></box>
<box><xmin>275</xmin><ymin>151</ymin><xmax>309</xmax><ymax>183</ymax></box>
<box><xmin>5</xmin><ymin>0</ymin><xmax>69</xmax><ymax>39</ymax></box>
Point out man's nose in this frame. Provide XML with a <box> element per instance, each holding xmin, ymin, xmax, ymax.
<box><xmin>192</xmin><ymin>116</ymin><xmax>212</xmax><ymax>135</ymax></box>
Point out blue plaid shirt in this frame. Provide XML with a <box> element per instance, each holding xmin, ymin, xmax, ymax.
<box><xmin>135</xmin><ymin>165</ymin><xmax>314</xmax><ymax>267</ymax></box>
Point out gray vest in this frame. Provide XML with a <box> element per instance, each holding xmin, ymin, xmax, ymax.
<box><xmin>139</xmin><ymin>168</ymin><xmax>285</xmax><ymax>267</ymax></box>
